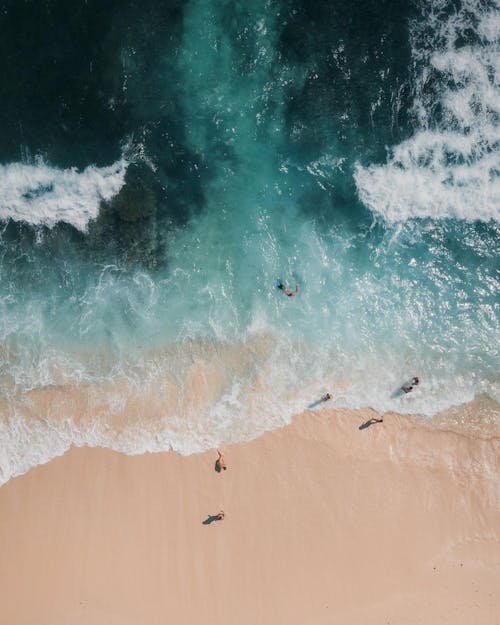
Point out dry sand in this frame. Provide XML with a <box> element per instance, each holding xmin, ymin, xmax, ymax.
<box><xmin>0</xmin><ymin>407</ymin><xmax>499</xmax><ymax>625</ymax></box>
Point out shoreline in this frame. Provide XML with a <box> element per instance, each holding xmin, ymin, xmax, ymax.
<box><xmin>1</xmin><ymin>385</ymin><xmax>499</xmax><ymax>487</ymax></box>
<box><xmin>1</xmin><ymin>406</ymin><xmax>499</xmax><ymax>625</ymax></box>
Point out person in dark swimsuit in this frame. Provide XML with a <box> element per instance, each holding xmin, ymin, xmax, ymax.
<box><xmin>277</xmin><ymin>281</ymin><xmax>298</xmax><ymax>297</ymax></box>
<box><xmin>401</xmin><ymin>376</ymin><xmax>419</xmax><ymax>393</ymax></box>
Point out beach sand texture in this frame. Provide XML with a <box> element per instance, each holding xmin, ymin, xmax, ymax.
<box><xmin>0</xmin><ymin>407</ymin><xmax>499</xmax><ymax>625</ymax></box>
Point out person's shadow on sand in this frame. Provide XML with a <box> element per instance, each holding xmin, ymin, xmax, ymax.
<box><xmin>203</xmin><ymin>513</ymin><xmax>224</xmax><ymax>525</ymax></box>
<box><xmin>359</xmin><ymin>418</ymin><xmax>383</xmax><ymax>430</ymax></box>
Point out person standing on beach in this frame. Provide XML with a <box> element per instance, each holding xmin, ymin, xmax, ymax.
<box><xmin>203</xmin><ymin>511</ymin><xmax>225</xmax><ymax>524</ymax></box>
<box><xmin>216</xmin><ymin>449</ymin><xmax>227</xmax><ymax>471</ymax></box>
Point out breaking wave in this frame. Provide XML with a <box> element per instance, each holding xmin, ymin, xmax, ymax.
<box><xmin>354</xmin><ymin>0</ymin><xmax>500</xmax><ymax>223</ymax></box>
<box><xmin>0</xmin><ymin>159</ymin><xmax>127</xmax><ymax>231</ymax></box>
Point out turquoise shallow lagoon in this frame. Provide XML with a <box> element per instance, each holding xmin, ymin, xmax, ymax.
<box><xmin>0</xmin><ymin>0</ymin><xmax>498</xmax><ymax>482</ymax></box>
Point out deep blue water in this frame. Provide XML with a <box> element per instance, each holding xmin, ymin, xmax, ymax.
<box><xmin>0</xmin><ymin>0</ymin><xmax>498</xmax><ymax>482</ymax></box>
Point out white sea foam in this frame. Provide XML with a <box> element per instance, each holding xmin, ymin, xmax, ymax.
<box><xmin>0</xmin><ymin>158</ymin><xmax>127</xmax><ymax>231</ymax></box>
<box><xmin>354</xmin><ymin>0</ymin><xmax>500</xmax><ymax>223</ymax></box>
<box><xmin>1</xmin><ymin>324</ymin><xmax>498</xmax><ymax>486</ymax></box>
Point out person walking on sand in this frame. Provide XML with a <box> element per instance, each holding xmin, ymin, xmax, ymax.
<box><xmin>358</xmin><ymin>417</ymin><xmax>384</xmax><ymax>430</ymax></box>
<box><xmin>322</xmin><ymin>393</ymin><xmax>333</xmax><ymax>402</ymax></box>
<box><xmin>277</xmin><ymin>280</ymin><xmax>298</xmax><ymax>297</ymax></box>
<box><xmin>401</xmin><ymin>376</ymin><xmax>419</xmax><ymax>394</ymax></box>
<box><xmin>202</xmin><ymin>510</ymin><xmax>225</xmax><ymax>524</ymax></box>
<box><xmin>216</xmin><ymin>449</ymin><xmax>227</xmax><ymax>471</ymax></box>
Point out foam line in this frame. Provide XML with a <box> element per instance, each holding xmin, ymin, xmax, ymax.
<box><xmin>0</xmin><ymin>159</ymin><xmax>127</xmax><ymax>231</ymax></box>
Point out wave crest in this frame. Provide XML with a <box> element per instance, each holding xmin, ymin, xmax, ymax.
<box><xmin>354</xmin><ymin>0</ymin><xmax>500</xmax><ymax>223</ymax></box>
<box><xmin>0</xmin><ymin>159</ymin><xmax>127</xmax><ymax>231</ymax></box>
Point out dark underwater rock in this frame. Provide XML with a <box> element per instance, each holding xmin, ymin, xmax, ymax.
<box><xmin>112</xmin><ymin>163</ymin><xmax>157</xmax><ymax>223</ymax></box>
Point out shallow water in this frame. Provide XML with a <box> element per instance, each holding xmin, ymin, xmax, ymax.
<box><xmin>0</xmin><ymin>0</ymin><xmax>499</xmax><ymax>483</ymax></box>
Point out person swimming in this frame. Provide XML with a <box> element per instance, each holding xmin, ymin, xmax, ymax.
<box><xmin>401</xmin><ymin>376</ymin><xmax>420</xmax><ymax>394</ymax></box>
<box><xmin>277</xmin><ymin>280</ymin><xmax>298</xmax><ymax>297</ymax></box>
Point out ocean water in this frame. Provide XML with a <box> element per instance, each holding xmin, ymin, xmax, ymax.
<box><xmin>0</xmin><ymin>0</ymin><xmax>499</xmax><ymax>484</ymax></box>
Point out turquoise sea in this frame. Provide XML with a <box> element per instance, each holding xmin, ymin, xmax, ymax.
<box><xmin>0</xmin><ymin>0</ymin><xmax>499</xmax><ymax>483</ymax></box>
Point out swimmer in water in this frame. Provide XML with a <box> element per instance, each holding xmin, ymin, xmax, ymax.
<box><xmin>277</xmin><ymin>280</ymin><xmax>298</xmax><ymax>297</ymax></box>
<box><xmin>401</xmin><ymin>376</ymin><xmax>420</xmax><ymax>394</ymax></box>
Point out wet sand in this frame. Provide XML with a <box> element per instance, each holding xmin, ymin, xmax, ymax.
<box><xmin>0</xmin><ymin>407</ymin><xmax>499</xmax><ymax>625</ymax></box>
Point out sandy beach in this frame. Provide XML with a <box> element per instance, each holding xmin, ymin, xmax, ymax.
<box><xmin>0</xmin><ymin>407</ymin><xmax>499</xmax><ymax>625</ymax></box>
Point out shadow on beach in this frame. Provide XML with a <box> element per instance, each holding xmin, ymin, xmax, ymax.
<box><xmin>202</xmin><ymin>514</ymin><xmax>224</xmax><ymax>525</ymax></box>
<box><xmin>359</xmin><ymin>418</ymin><xmax>383</xmax><ymax>430</ymax></box>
